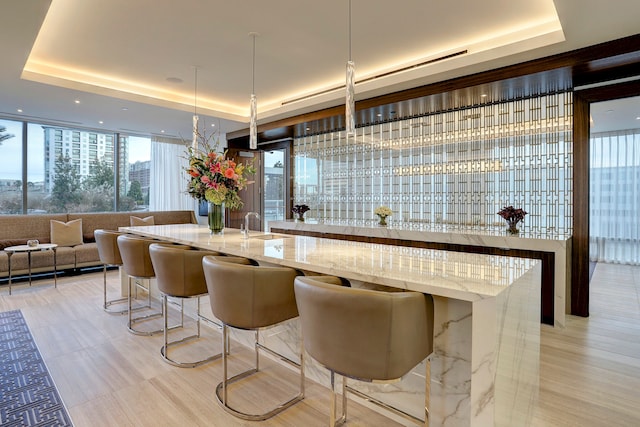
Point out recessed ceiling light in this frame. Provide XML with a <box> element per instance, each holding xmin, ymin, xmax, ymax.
<box><xmin>99</xmin><ymin>121</ymin><xmax>104</xmax><ymax>124</ymax></box>
<box><xmin>211</xmin><ymin>124</ymin><xmax>215</xmax><ymax>127</ymax></box>
<box><xmin>74</xmin><ymin>99</ymin><xmax>80</xmax><ymax>104</ymax></box>
<box><xmin>122</xmin><ymin>107</ymin><xmax>128</xmax><ymax>111</ymax></box>
<box><xmin>16</xmin><ymin>108</ymin><xmax>22</xmax><ymax>113</ymax></box>
<box><xmin>166</xmin><ymin>77</ymin><xmax>183</xmax><ymax>83</ymax></box>
<box><xmin>376</xmin><ymin>113</ymin><xmax>382</xmax><ymax>117</ymax></box>
<box><xmin>636</xmin><ymin>116</ymin><xmax>640</xmax><ymax>120</ymax></box>
<box><xmin>306</xmin><ymin>127</ymin><xmax>311</xmax><ymax>131</ymax></box>
<box><xmin>481</xmin><ymin>94</ymin><xmax>487</xmax><ymax>98</ymax></box>
<box><xmin>161</xmin><ymin>130</ymin><xmax>165</xmax><ymax>133</ymax></box>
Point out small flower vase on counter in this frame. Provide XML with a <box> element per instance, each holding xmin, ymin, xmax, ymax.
<box><xmin>208</xmin><ymin>202</ymin><xmax>225</xmax><ymax>235</ymax></box>
<box><xmin>292</xmin><ymin>204</ymin><xmax>310</xmax><ymax>222</ymax></box>
<box><xmin>373</xmin><ymin>205</ymin><xmax>393</xmax><ymax>227</ymax></box>
<box><xmin>497</xmin><ymin>205</ymin><xmax>527</xmax><ymax>235</ymax></box>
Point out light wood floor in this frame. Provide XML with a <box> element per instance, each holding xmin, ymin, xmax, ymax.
<box><xmin>0</xmin><ymin>271</ymin><xmax>405</xmax><ymax>427</ymax></box>
<box><xmin>1</xmin><ymin>263</ymin><xmax>639</xmax><ymax>426</ymax></box>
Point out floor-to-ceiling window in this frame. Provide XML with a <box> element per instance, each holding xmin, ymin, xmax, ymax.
<box><xmin>0</xmin><ymin>119</ymin><xmax>23</xmax><ymax>214</ymax></box>
<box><xmin>590</xmin><ymin>127</ymin><xmax>640</xmax><ymax>264</ymax></box>
<box><xmin>122</xmin><ymin>135</ymin><xmax>151</xmax><ymax>211</ymax></box>
<box><xmin>0</xmin><ymin>117</ymin><xmax>170</xmax><ymax>214</ymax></box>
<box><xmin>263</xmin><ymin>149</ymin><xmax>286</xmax><ymax>228</ymax></box>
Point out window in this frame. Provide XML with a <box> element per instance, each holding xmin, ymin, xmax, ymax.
<box><xmin>120</xmin><ymin>135</ymin><xmax>151</xmax><ymax>211</ymax></box>
<box><xmin>0</xmin><ymin>119</ymin><xmax>23</xmax><ymax>214</ymax></box>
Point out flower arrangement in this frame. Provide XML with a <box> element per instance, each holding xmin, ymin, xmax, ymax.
<box><xmin>497</xmin><ymin>206</ymin><xmax>527</xmax><ymax>233</ymax></box>
<box><xmin>185</xmin><ymin>136</ymin><xmax>255</xmax><ymax>210</ymax></box>
<box><xmin>292</xmin><ymin>204</ymin><xmax>310</xmax><ymax>220</ymax></box>
<box><xmin>374</xmin><ymin>205</ymin><xmax>393</xmax><ymax>226</ymax></box>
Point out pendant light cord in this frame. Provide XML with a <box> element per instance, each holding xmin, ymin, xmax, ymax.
<box><xmin>348</xmin><ymin>0</ymin><xmax>352</xmax><ymax>62</ymax></box>
<box><xmin>194</xmin><ymin>67</ymin><xmax>198</xmax><ymax>116</ymax></box>
<box><xmin>252</xmin><ymin>34</ymin><xmax>256</xmax><ymax>95</ymax></box>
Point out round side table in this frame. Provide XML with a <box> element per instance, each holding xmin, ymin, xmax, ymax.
<box><xmin>4</xmin><ymin>243</ymin><xmax>58</xmax><ymax>295</ymax></box>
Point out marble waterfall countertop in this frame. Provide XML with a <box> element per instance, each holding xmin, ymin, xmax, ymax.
<box><xmin>270</xmin><ymin>219</ymin><xmax>571</xmax><ymax>327</ymax></box>
<box><xmin>120</xmin><ymin>223</ymin><xmax>541</xmax><ymax>426</ymax></box>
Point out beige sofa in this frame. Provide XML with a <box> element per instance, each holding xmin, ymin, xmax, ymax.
<box><xmin>0</xmin><ymin>210</ymin><xmax>196</xmax><ymax>279</ymax></box>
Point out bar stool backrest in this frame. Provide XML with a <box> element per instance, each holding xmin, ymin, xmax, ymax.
<box><xmin>117</xmin><ymin>234</ymin><xmax>158</xmax><ymax>279</ymax></box>
<box><xmin>294</xmin><ymin>276</ymin><xmax>434</xmax><ymax>381</ymax></box>
<box><xmin>202</xmin><ymin>256</ymin><xmax>299</xmax><ymax>330</ymax></box>
<box><xmin>95</xmin><ymin>229</ymin><xmax>124</xmax><ymax>266</ymax></box>
<box><xmin>149</xmin><ymin>243</ymin><xmax>219</xmax><ymax>297</ymax></box>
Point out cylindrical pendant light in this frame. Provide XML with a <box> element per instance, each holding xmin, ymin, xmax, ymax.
<box><xmin>345</xmin><ymin>0</ymin><xmax>355</xmax><ymax>136</ymax></box>
<box><xmin>249</xmin><ymin>32</ymin><xmax>258</xmax><ymax>150</ymax></box>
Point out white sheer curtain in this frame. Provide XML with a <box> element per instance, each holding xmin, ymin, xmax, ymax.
<box><xmin>149</xmin><ymin>138</ymin><xmax>194</xmax><ymax>212</ymax></box>
<box><xmin>590</xmin><ymin>129</ymin><xmax>640</xmax><ymax>264</ymax></box>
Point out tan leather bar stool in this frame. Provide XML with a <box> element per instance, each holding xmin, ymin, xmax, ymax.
<box><xmin>294</xmin><ymin>276</ymin><xmax>434</xmax><ymax>426</ymax></box>
<box><xmin>94</xmin><ymin>229</ymin><xmax>127</xmax><ymax>314</ymax></box>
<box><xmin>202</xmin><ymin>256</ymin><xmax>304</xmax><ymax>421</ymax></box>
<box><xmin>117</xmin><ymin>234</ymin><xmax>164</xmax><ymax>336</ymax></box>
<box><xmin>149</xmin><ymin>243</ymin><xmax>222</xmax><ymax>367</ymax></box>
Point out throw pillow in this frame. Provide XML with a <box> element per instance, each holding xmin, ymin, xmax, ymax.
<box><xmin>50</xmin><ymin>219</ymin><xmax>84</xmax><ymax>247</ymax></box>
<box><xmin>130</xmin><ymin>215</ymin><xmax>155</xmax><ymax>226</ymax></box>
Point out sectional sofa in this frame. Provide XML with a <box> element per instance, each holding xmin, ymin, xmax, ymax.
<box><xmin>0</xmin><ymin>210</ymin><xmax>196</xmax><ymax>279</ymax></box>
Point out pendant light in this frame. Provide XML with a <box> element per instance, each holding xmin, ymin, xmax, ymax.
<box><xmin>192</xmin><ymin>66</ymin><xmax>199</xmax><ymax>150</ymax></box>
<box><xmin>345</xmin><ymin>0</ymin><xmax>355</xmax><ymax>136</ymax></box>
<box><xmin>249</xmin><ymin>32</ymin><xmax>258</xmax><ymax>150</ymax></box>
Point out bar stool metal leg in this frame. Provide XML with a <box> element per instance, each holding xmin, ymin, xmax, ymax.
<box><xmin>214</xmin><ymin>323</ymin><xmax>305</xmax><ymax>421</ymax></box>
<box><xmin>160</xmin><ymin>294</ymin><xmax>222</xmax><ymax>368</ymax></box>
<box><xmin>127</xmin><ymin>276</ymin><xmax>163</xmax><ymax>336</ymax></box>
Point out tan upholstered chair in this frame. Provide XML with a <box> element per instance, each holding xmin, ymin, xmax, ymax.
<box><xmin>117</xmin><ymin>234</ymin><xmax>164</xmax><ymax>336</ymax></box>
<box><xmin>149</xmin><ymin>243</ymin><xmax>222</xmax><ymax>367</ymax></box>
<box><xmin>202</xmin><ymin>255</ymin><xmax>304</xmax><ymax>421</ymax></box>
<box><xmin>294</xmin><ymin>276</ymin><xmax>434</xmax><ymax>426</ymax></box>
<box><xmin>94</xmin><ymin>229</ymin><xmax>127</xmax><ymax>314</ymax></box>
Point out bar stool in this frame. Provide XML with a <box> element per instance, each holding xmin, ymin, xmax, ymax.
<box><xmin>149</xmin><ymin>243</ymin><xmax>222</xmax><ymax>367</ymax></box>
<box><xmin>94</xmin><ymin>229</ymin><xmax>127</xmax><ymax>314</ymax></box>
<box><xmin>117</xmin><ymin>234</ymin><xmax>165</xmax><ymax>336</ymax></box>
<box><xmin>202</xmin><ymin>256</ymin><xmax>304</xmax><ymax>421</ymax></box>
<box><xmin>294</xmin><ymin>276</ymin><xmax>434</xmax><ymax>426</ymax></box>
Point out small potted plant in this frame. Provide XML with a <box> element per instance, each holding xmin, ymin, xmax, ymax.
<box><xmin>292</xmin><ymin>204</ymin><xmax>310</xmax><ymax>221</ymax></box>
<box><xmin>497</xmin><ymin>206</ymin><xmax>527</xmax><ymax>234</ymax></box>
<box><xmin>374</xmin><ymin>205</ymin><xmax>393</xmax><ymax>226</ymax></box>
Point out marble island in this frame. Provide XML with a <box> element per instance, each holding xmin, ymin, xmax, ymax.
<box><xmin>120</xmin><ymin>223</ymin><xmax>541</xmax><ymax>427</ymax></box>
<box><xmin>269</xmin><ymin>219</ymin><xmax>570</xmax><ymax>327</ymax></box>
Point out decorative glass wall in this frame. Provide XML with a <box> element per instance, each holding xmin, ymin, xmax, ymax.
<box><xmin>294</xmin><ymin>92</ymin><xmax>573</xmax><ymax>235</ymax></box>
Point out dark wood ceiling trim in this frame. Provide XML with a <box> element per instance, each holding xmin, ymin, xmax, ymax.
<box><xmin>228</xmin><ymin>33</ymin><xmax>640</xmax><ymax>143</ymax></box>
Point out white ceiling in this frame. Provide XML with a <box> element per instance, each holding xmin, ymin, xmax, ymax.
<box><xmin>1</xmin><ymin>0</ymin><xmax>640</xmax><ymax>140</ymax></box>
<box><xmin>591</xmin><ymin>96</ymin><xmax>640</xmax><ymax>133</ymax></box>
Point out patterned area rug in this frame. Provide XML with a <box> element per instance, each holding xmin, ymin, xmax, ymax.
<box><xmin>0</xmin><ymin>310</ymin><xmax>73</xmax><ymax>426</ymax></box>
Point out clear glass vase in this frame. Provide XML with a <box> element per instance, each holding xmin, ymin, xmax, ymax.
<box><xmin>208</xmin><ymin>202</ymin><xmax>225</xmax><ymax>235</ymax></box>
<box><xmin>506</xmin><ymin>219</ymin><xmax>520</xmax><ymax>234</ymax></box>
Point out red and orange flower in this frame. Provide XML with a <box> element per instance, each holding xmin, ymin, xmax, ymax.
<box><xmin>186</xmin><ymin>140</ymin><xmax>255</xmax><ymax>210</ymax></box>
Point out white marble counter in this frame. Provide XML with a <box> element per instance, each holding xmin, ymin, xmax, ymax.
<box><xmin>269</xmin><ymin>219</ymin><xmax>570</xmax><ymax>327</ymax></box>
<box><xmin>121</xmin><ymin>224</ymin><xmax>541</xmax><ymax>427</ymax></box>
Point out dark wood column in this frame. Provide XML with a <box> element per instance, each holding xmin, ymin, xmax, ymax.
<box><xmin>572</xmin><ymin>93</ymin><xmax>590</xmax><ymax>317</ymax></box>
